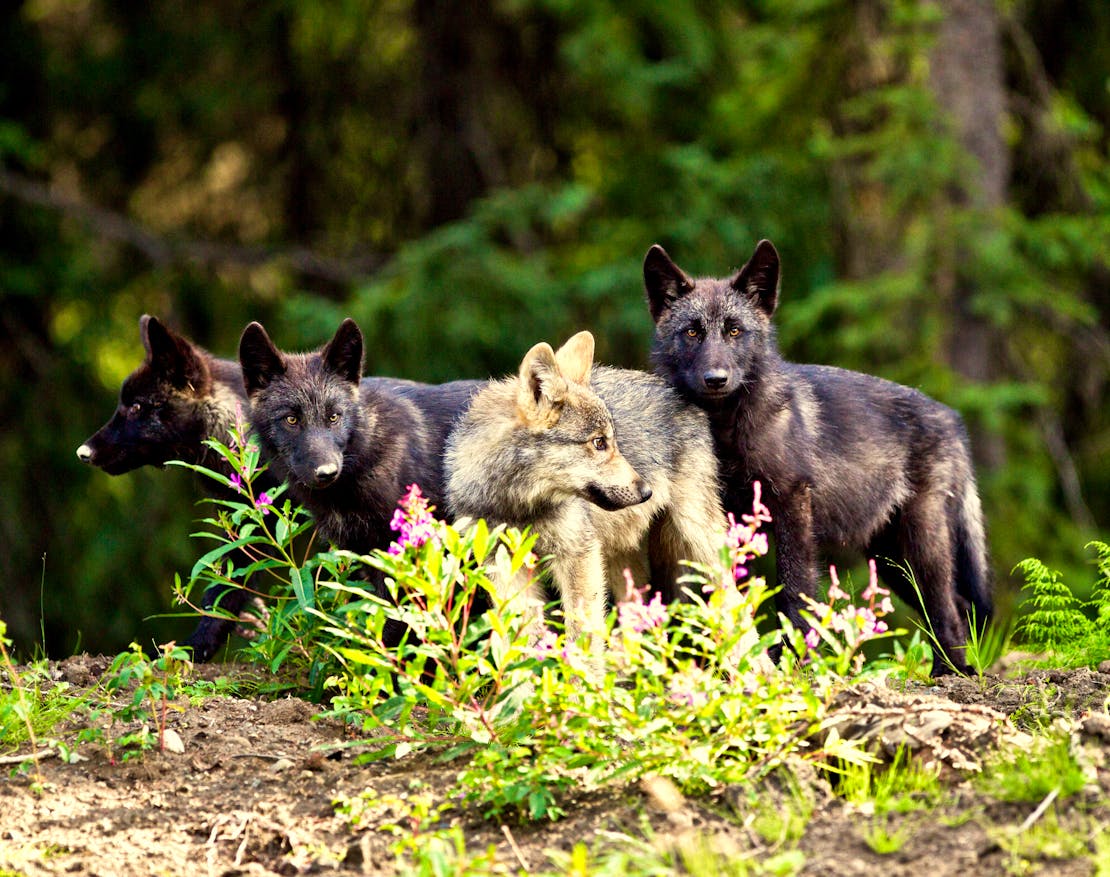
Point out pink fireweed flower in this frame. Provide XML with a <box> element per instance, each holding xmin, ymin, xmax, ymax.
<box><xmin>255</xmin><ymin>492</ymin><xmax>273</xmax><ymax>515</ymax></box>
<box><xmin>387</xmin><ymin>483</ymin><xmax>439</xmax><ymax>556</ymax></box>
<box><xmin>533</xmin><ymin>627</ymin><xmax>559</xmax><ymax>661</ymax></box>
<box><xmin>667</xmin><ymin>667</ymin><xmax>709</xmax><ymax>708</ymax></box>
<box><xmin>804</xmin><ymin>558</ymin><xmax>895</xmax><ymax>653</ymax></box>
<box><xmin>827</xmin><ymin>565</ymin><xmax>849</xmax><ymax>603</ymax></box>
<box><xmin>618</xmin><ymin>582</ymin><xmax>668</xmax><ymax>633</ymax></box>
<box><xmin>622</xmin><ymin>567</ymin><xmax>636</xmax><ymax>598</ymax></box>
<box><xmin>722</xmin><ymin>481</ymin><xmax>774</xmax><ymax>582</ymax></box>
<box><xmin>229</xmin><ymin>473</ymin><xmax>243</xmax><ymax>493</ymax></box>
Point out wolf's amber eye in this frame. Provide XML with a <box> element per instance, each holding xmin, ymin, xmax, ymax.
<box><xmin>328</xmin><ymin>412</ymin><xmax>340</xmax><ymax>424</ymax></box>
<box><xmin>128</xmin><ymin>402</ymin><xmax>142</xmax><ymax>416</ymax></box>
<box><xmin>591</xmin><ymin>436</ymin><xmax>608</xmax><ymax>452</ymax></box>
<box><xmin>285</xmin><ymin>414</ymin><xmax>299</xmax><ymax>426</ymax></box>
<box><xmin>728</xmin><ymin>326</ymin><xmax>741</xmax><ymax>337</ymax></box>
<box><xmin>685</xmin><ymin>327</ymin><xmax>698</xmax><ymax>338</ymax></box>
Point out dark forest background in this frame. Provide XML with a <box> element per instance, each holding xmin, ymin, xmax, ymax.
<box><xmin>1</xmin><ymin>0</ymin><xmax>1107</xmax><ymax>657</ymax></box>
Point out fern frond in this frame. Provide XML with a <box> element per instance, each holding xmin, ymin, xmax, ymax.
<box><xmin>1013</xmin><ymin>558</ymin><xmax>1090</xmax><ymax>653</ymax></box>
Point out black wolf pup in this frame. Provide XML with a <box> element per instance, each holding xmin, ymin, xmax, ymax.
<box><xmin>238</xmin><ymin>318</ymin><xmax>481</xmax><ymax>559</ymax></box>
<box><xmin>644</xmin><ymin>240</ymin><xmax>992</xmax><ymax>674</ymax></box>
<box><xmin>77</xmin><ymin>315</ymin><xmax>264</xmax><ymax>661</ymax></box>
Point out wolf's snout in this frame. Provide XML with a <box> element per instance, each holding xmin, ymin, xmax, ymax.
<box><xmin>703</xmin><ymin>369</ymin><xmax>729</xmax><ymax>391</ymax></box>
<box><xmin>587</xmin><ymin>479</ymin><xmax>653</xmax><ymax>512</ymax></box>
<box><xmin>313</xmin><ymin>462</ymin><xmax>340</xmax><ymax>485</ymax></box>
<box><xmin>76</xmin><ymin>444</ymin><xmax>94</xmax><ymax>464</ymax></box>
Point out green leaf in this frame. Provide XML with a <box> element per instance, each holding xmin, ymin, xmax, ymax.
<box><xmin>290</xmin><ymin>565</ymin><xmax>314</xmax><ymax>610</ymax></box>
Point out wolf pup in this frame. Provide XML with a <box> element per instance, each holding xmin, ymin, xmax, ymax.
<box><xmin>77</xmin><ymin>315</ymin><xmax>267</xmax><ymax>661</ymax></box>
<box><xmin>446</xmin><ymin>331</ymin><xmax>725</xmax><ymax>646</ymax></box>
<box><xmin>644</xmin><ymin>240</ymin><xmax>992</xmax><ymax>674</ymax></box>
<box><xmin>238</xmin><ymin>318</ymin><xmax>480</xmax><ymax>560</ymax></box>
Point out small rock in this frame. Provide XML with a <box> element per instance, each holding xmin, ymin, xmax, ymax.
<box><xmin>1079</xmin><ymin>711</ymin><xmax>1110</xmax><ymax>741</ymax></box>
<box><xmin>161</xmin><ymin>729</ymin><xmax>185</xmax><ymax>754</ymax></box>
<box><xmin>343</xmin><ymin>835</ymin><xmax>373</xmax><ymax>873</ymax></box>
<box><xmin>640</xmin><ymin>774</ymin><xmax>685</xmax><ymax>813</ymax></box>
<box><xmin>271</xmin><ymin>758</ymin><xmax>295</xmax><ymax>773</ymax></box>
<box><xmin>1097</xmin><ymin>660</ymin><xmax>1110</xmax><ymax>675</ymax></box>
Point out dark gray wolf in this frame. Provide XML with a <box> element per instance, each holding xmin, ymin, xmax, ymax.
<box><xmin>76</xmin><ymin>316</ymin><xmax>441</xmax><ymax>661</ymax></box>
<box><xmin>644</xmin><ymin>239</ymin><xmax>992</xmax><ymax>674</ymax></box>
<box><xmin>76</xmin><ymin>315</ymin><xmax>268</xmax><ymax>661</ymax></box>
<box><xmin>238</xmin><ymin>318</ymin><xmax>481</xmax><ymax>558</ymax></box>
<box><xmin>446</xmin><ymin>331</ymin><xmax>725</xmax><ymax>645</ymax></box>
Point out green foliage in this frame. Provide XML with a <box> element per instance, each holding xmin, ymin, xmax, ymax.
<box><xmin>334</xmin><ymin>787</ymin><xmax>503</xmax><ymax>876</ymax></box>
<box><xmin>1013</xmin><ymin>542</ymin><xmax>1110</xmax><ymax>667</ymax></box>
<box><xmin>988</xmin><ymin>810</ymin><xmax>1092</xmax><ymax>873</ymax></box>
<box><xmin>545</xmin><ymin>830</ymin><xmax>806</xmax><ymax>877</ymax></box>
<box><xmin>743</xmin><ymin>772</ymin><xmax>815</xmax><ymax>849</ymax></box>
<box><xmin>183</xmin><ymin>461</ymin><xmax>899</xmax><ymax>826</ymax></box>
<box><xmin>170</xmin><ymin>427</ymin><xmax>340</xmax><ymax>694</ymax></box>
<box><xmin>964</xmin><ymin>609</ymin><xmax>1015</xmax><ymax>679</ymax></box>
<box><xmin>75</xmin><ymin>641</ymin><xmax>194</xmax><ymax>763</ymax></box>
<box><xmin>0</xmin><ymin>625</ymin><xmax>66</xmax><ymax>757</ymax></box>
<box><xmin>976</xmin><ymin>735</ymin><xmax>1088</xmax><ymax>804</ymax></box>
<box><xmin>834</xmin><ymin>745</ymin><xmax>945</xmax><ymax>816</ymax></box>
<box><xmin>860</xmin><ymin>816</ymin><xmax>913</xmax><ymax>856</ymax></box>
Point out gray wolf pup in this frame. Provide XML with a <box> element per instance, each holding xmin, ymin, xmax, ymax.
<box><xmin>446</xmin><ymin>331</ymin><xmax>725</xmax><ymax>645</ymax></box>
<box><xmin>644</xmin><ymin>239</ymin><xmax>992</xmax><ymax>674</ymax></box>
<box><xmin>77</xmin><ymin>315</ymin><xmax>269</xmax><ymax>661</ymax></box>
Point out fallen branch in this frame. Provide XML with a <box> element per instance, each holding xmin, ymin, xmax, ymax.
<box><xmin>0</xmin><ymin>166</ymin><xmax>385</xmax><ymax>284</ymax></box>
<box><xmin>0</xmin><ymin>748</ymin><xmax>56</xmax><ymax>766</ymax></box>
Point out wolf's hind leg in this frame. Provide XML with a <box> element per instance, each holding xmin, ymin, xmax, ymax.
<box><xmin>606</xmin><ymin>547</ymin><xmax>649</xmax><ymax>603</ymax></box>
<box><xmin>898</xmin><ymin>489</ymin><xmax>970</xmax><ymax>675</ymax></box>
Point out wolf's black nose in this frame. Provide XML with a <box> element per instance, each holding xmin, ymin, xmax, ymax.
<box><xmin>76</xmin><ymin>444</ymin><xmax>94</xmax><ymax>464</ymax></box>
<box><xmin>638</xmin><ymin>482</ymin><xmax>653</xmax><ymax>503</ymax></box>
<box><xmin>703</xmin><ymin>370</ymin><xmax>728</xmax><ymax>390</ymax></box>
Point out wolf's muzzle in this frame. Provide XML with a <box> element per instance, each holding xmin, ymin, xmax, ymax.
<box><xmin>587</xmin><ymin>480</ymin><xmax>652</xmax><ymax>512</ymax></box>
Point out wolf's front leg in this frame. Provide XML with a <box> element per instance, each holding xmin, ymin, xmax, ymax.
<box><xmin>493</xmin><ymin>560</ymin><xmax>548</xmax><ymax>640</ymax></box>
<box><xmin>550</xmin><ymin>543</ymin><xmax>608</xmax><ymax>652</ymax></box>
<box><xmin>769</xmin><ymin>482</ymin><xmax>818</xmax><ymax>633</ymax></box>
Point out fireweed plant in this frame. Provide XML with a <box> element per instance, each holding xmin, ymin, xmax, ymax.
<box><xmin>168</xmin><ymin>415</ymin><xmax>337</xmax><ymax>687</ymax></box>
<box><xmin>177</xmin><ymin>439</ymin><xmax>903</xmax><ymax>821</ymax></box>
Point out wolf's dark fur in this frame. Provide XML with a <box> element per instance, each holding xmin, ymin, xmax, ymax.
<box><xmin>77</xmin><ymin>315</ymin><xmax>265</xmax><ymax>661</ymax></box>
<box><xmin>645</xmin><ymin>240</ymin><xmax>992</xmax><ymax>674</ymax></box>
<box><xmin>77</xmin><ymin>316</ymin><xmax>439</xmax><ymax>661</ymax></box>
<box><xmin>239</xmin><ymin>317</ymin><xmax>480</xmax><ymax>574</ymax></box>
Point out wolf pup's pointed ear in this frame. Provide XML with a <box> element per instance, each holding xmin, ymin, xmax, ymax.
<box><xmin>142</xmin><ymin>315</ymin><xmax>207</xmax><ymax>390</ymax></box>
<box><xmin>553</xmin><ymin>331</ymin><xmax>594</xmax><ymax>385</ymax></box>
<box><xmin>517</xmin><ymin>341</ymin><xmax>567</xmax><ymax>426</ymax></box>
<box><xmin>644</xmin><ymin>244</ymin><xmax>695</xmax><ymax>323</ymax></box>
<box><xmin>239</xmin><ymin>322</ymin><xmax>286</xmax><ymax>395</ymax></box>
<box><xmin>322</xmin><ymin>318</ymin><xmax>364</xmax><ymax>385</ymax></box>
<box><xmin>731</xmin><ymin>240</ymin><xmax>780</xmax><ymax>317</ymax></box>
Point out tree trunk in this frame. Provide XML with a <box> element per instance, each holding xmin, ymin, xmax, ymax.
<box><xmin>929</xmin><ymin>0</ymin><xmax>1009</xmax><ymax>469</ymax></box>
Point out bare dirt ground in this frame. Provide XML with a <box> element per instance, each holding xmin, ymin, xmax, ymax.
<box><xmin>2</xmin><ymin>658</ymin><xmax>1110</xmax><ymax>876</ymax></box>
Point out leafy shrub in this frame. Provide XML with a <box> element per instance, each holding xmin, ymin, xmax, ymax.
<box><xmin>175</xmin><ymin>445</ymin><xmax>905</xmax><ymax>823</ymax></box>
